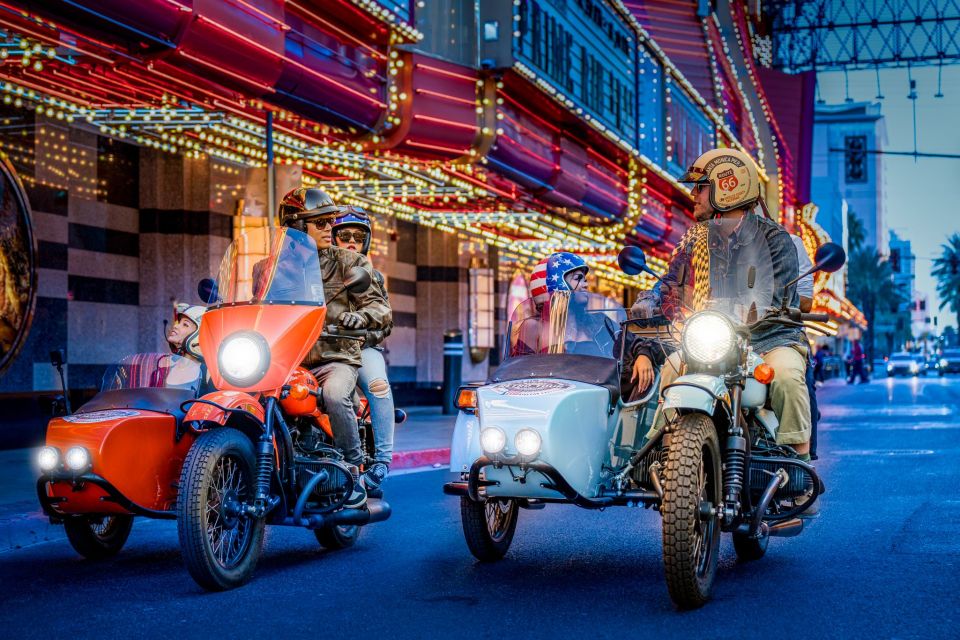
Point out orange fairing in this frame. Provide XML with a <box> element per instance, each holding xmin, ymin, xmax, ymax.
<box><xmin>200</xmin><ymin>304</ymin><xmax>326</xmax><ymax>392</ymax></box>
<box><xmin>184</xmin><ymin>390</ymin><xmax>266</xmax><ymax>425</ymax></box>
<box><xmin>279</xmin><ymin>367</ymin><xmax>320</xmax><ymax>416</ymax></box>
<box><xmin>43</xmin><ymin>412</ymin><xmax>196</xmax><ymax>514</ymax></box>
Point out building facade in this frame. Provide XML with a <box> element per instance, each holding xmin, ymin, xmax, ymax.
<box><xmin>0</xmin><ymin>0</ymin><xmax>841</xmax><ymax>407</ymax></box>
<box><xmin>811</xmin><ymin>102</ymin><xmax>887</xmax><ymax>253</ymax></box>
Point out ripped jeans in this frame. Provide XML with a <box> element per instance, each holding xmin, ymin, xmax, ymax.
<box><xmin>358</xmin><ymin>347</ymin><xmax>394</xmax><ymax>465</ymax></box>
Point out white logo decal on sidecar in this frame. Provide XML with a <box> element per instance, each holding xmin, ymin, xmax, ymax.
<box><xmin>63</xmin><ymin>409</ymin><xmax>141</xmax><ymax>423</ymax></box>
<box><xmin>490</xmin><ymin>380</ymin><xmax>574</xmax><ymax>396</ymax></box>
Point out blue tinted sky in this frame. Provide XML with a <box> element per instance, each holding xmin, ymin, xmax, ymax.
<box><xmin>818</xmin><ymin>65</ymin><xmax>960</xmax><ymax>330</ymax></box>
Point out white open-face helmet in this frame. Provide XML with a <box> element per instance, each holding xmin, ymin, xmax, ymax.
<box><xmin>172</xmin><ymin>303</ymin><xmax>206</xmax><ymax>360</ymax></box>
<box><xmin>679</xmin><ymin>147</ymin><xmax>762</xmax><ymax>213</ymax></box>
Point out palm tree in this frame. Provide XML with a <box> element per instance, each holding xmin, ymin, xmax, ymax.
<box><xmin>847</xmin><ymin>210</ymin><xmax>867</xmax><ymax>253</ymax></box>
<box><xmin>932</xmin><ymin>233</ymin><xmax>960</xmax><ymax>330</ymax></box>
<box><xmin>846</xmin><ymin>248</ymin><xmax>908</xmax><ymax>360</ymax></box>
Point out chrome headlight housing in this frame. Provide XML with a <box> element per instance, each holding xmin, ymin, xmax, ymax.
<box><xmin>514</xmin><ymin>429</ymin><xmax>542</xmax><ymax>457</ymax></box>
<box><xmin>37</xmin><ymin>446</ymin><xmax>60</xmax><ymax>472</ymax></box>
<box><xmin>218</xmin><ymin>331</ymin><xmax>270</xmax><ymax>387</ymax></box>
<box><xmin>64</xmin><ymin>446</ymin><xmax>91</xmax><ymax>471</ymax></box>
<box><xmin>682</xmin><ymin>312</ymin><xmax>737</xmax><ymax>367</ymax></box>
<box><xmin>480</xmin><ymin>427</ymin><xmax>507</xmax><ymax>454</ymax></box>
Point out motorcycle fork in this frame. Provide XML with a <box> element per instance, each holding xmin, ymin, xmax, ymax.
<box><xmin>251</xmin><ymin>396</ymin><xmax>282</xmax><ymax>517</ymax></box>
<box><xmin>721</xmin><ymin>383</ymin><xmax>747</xmax><ymax>526</ymax></box>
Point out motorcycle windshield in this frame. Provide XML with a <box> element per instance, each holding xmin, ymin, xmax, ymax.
<box><xmin>507</xmin><ymin>291</ymin><xmax>626</xmax><ymax>360</ymax></box>
<box><xmin>660</xmin><ymin>216</ymin><xmax>777</xmax><ymax>326</ymax></box>
<box><xmin>200</xmin><ymin>227</ymin><xmax>328</xmax><ymax>392</ymax></box>
<box><xmin>212</xmin><ymin>227</ymin><xmax>325</xmax><ymax>306</ymax></box>
<box><xmin>101</xmin><ymin>353</ymin><xmax>203</xmax><ymax>393</ymax></box>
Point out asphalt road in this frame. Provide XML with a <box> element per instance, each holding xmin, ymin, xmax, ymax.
<box><xmin>2</xmin><ymin>376</ymin><xmax>959</xmax><ymax>639</ymax></box>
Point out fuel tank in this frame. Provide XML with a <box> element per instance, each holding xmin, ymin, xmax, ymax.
<box><xmin>450</xmin><ymin>378</ymin><xmax>613</xmax><ymax>500</ymax></box>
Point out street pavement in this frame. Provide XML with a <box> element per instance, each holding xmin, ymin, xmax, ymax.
<box><xmin>1</xmin><ymin>377</ymin><xmax>959</xmax><ymax>638</ymax></box>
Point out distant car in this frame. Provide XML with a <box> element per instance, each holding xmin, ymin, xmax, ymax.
<box><xmin>939</xmin><ymin>349</ymin><xmax>960</xmax><ymax>375</ymax></box>
<box><xmin>886</xmin><ymin>352</ymin><xmax>924</xmax><ymax>377</ymax></box>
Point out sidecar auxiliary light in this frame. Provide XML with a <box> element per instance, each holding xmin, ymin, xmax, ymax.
<box><xmin>37</xmin><ymin>446</ymin><xmax>60</xmax><ymax>472</ymax></box>
<box><xmin>480</xmin><ymin>427</ymin><xmax>506</xmax><ymax>454</ymax></box>
<box><xmin>218</xmin><ymin>330</ymin><xmax>271</xmax><ymax>388</ymax></box>
<box><xmin>455</xmin><ymin>387</ymin><xmax>478</xmax><ymax>412</ymax></box>
<box><xmin>64</xmin><ymin>446</ymin><xmax>91</xmax><ymax>471</ymax></box>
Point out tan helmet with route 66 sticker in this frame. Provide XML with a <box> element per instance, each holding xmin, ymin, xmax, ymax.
<box><xmin>679</xmin><ymin>148</ymin><xmax>761</xmax><ymax>213</ymax></box>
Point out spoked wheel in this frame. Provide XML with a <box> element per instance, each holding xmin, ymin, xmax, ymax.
<box><xmin>315</xmin><ymin>525</ymin><xmax>360</xmax><ymax>550</ymax></box>
<box><xmin>661</xmin><ymin>414</ymin><xmax>722</xmax><ymax>609</ymax></box>
<box><xmin>177</xmin><ymin>429</ymin><xmax>265</xmax><ymax>591</ymax></box>
<box><xmin>459</xmin><ymin>496</ymin><xmax>519</xmax><ymax>562</ymax></box>
<box><xmin>63</xmin><ymin>514</ymin><xmax>133</xmax><ymax>560</ymax></box>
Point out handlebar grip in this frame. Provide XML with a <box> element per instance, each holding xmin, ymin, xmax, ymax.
<box><xmin>801</xmin><ymin>313</ymin><xmax>830</xmax><ymax>323</ymax></box>
<box><xmin>320</xmin><ymin>331</ymin><xmax>365</xmax><ymax>341</ymax></box>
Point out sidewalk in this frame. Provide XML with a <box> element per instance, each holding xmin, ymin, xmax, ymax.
<box><xmin>0</xmin><ymin>407</ymin><xmax>456</xmax><ymax>553</ymax></box>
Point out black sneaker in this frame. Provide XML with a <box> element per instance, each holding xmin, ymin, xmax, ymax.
<box><xmin>362</xmin><ymin>462</ymin><xmax>389</xmax><ymax>492</ymax></box>
<box><xmin>344</xmin><ymin>476</ymin><xmax>367</xmax><ymax>509</ymax></box>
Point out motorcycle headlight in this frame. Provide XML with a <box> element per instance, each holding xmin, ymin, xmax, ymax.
<box><xmin>480</xmin><ymin>427</ymin><xmax>506</xmax><ymax>454</ymax></box>
<box><xmin>514</xmin><ymin>429</ymin><xmax>542</xmax><ymax>457</ymax></box>
<box><xmin>941</xmin><ymin>359</ymin><xmax>949</xmax><ymax>368</ymax></box>
<box><xmin>37</xmin><ymin>446</ymin><xmax>59</xmax><ymax>472</ymax></box>
<box><xmin>64</xmin><ymin>446</ymin><xmax>91</xmax><ymax>471</ymax></box>
<box><xmin>909</xmin><ymin>362</ymin><xmax>919</xmax><ymax>373</ymax></box>
<box><xmin>682</xmin><ymin>312</ymin><xmax>737</xmax><ymax>366</ymax></box>
<box><xmin>887</xmin><ymin>364</ymin><xmax>894</xmax><ymax>372</ymax></box>
<box><xmin>218</xmin><ymin>331</ymin><xmax>270</xmax><ymax>387</ymax></box>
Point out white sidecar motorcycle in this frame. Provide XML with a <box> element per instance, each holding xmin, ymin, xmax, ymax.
<box><xmin>444</xmin><ymin>236</ymin><xmax>847</xmax><ymax>610</ymax></box>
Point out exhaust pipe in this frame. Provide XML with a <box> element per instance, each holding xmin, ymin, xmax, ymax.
<box><xmin>766</xmin><ymin>518</ymin><xmax>804</xmax><ymax>538</ymax></box>
<box><xmin>283</xmin><ymin>499</ymin><xmax>392</xmax><ymax>529</ymax></box>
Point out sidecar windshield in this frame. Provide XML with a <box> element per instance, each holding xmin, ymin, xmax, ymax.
<box><xmin>101</xmin><ymin>353</ymin><xmax>202</xmax><ymax>393</ymax></box>
<box><xmin>506</xmin><ymin>292</ymin><xmax>626</xmax><ymax>360</ymax></box>
<box><xmin>212</xmin><ymin>227</ymin><xmax>325</xmax><ymax>306</ymax></box>
<box><xmin>660</xmin><ymin>216</ymin><xmax>777</xmax><ymax>326</ymax></box>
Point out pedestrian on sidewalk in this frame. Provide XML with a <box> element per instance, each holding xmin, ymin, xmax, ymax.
<box><xmin>847</xmin><ymin>339</ymin><xmax>869</xmax><ymax>384</ymax></box>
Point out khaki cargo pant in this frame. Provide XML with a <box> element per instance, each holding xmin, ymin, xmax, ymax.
<box><xmin>650</xmin><ymin>345</ymin><xmax>811</xmax><ymax>445</ymax></box>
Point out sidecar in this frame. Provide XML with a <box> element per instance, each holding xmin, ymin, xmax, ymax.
<box><xmin>36</xmin><ymin>353</ymin><xmax>204</xmax><ymax>559</ymax></box>
<box><xmin>443</xmin><ymin>292</ymin><xmax>662</xmax><ymax>560</ymax></box>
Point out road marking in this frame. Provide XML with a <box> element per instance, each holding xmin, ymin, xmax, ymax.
<box><xmin>830</xmin><ymin>449</ymin><xmax>936</xmax><ymax>456</ymax></box>
<box><xmin>819</xmin><ymin>422</ymin><xmax>960</xmax><ymax>431</ymax></box>
<box><xmin>820</xmin><ymin>405</ymin><xmax>955</xmax><ymax>418</ymax></box>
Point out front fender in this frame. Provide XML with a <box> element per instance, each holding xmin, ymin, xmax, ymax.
<box><xmin>663</xmin><ymin>374</ymin><xmax>727</xmax><ymax>415</ymax></box>
<box><xmin>184</xmin><ymin>390</ymin><xmax>264</xmax><ymax>427</ymax></box>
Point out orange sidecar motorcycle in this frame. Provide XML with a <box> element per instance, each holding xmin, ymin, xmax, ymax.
<box><xmin>37</xmin><ymin>227</ymin><xmax>395</xmax><ymax>590</ymax></box>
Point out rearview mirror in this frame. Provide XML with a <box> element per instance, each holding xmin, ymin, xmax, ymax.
<box><xmin>198</xmin><ymin>278</ymin><xmax>219</xmax><ymax>304</ymax></box>
<box><xmin>813</xmin><ymin>242</ymin><xmax>846</xmax><ymax>274</ymax></box>
<box><xmin>618</xmin><ymin>246</ymin><xmax>648</xmax><ymax>276</ymax></box>
<box><xmin>49</xmin><ymin>349</ymin><xmax>64</xmax><ymax>367</ymax></box>
<box><xmin>618</xmin><ymin>245</ymin><xmax>661</xmax><ymax>280</ymax></box>
<box><xmin>342</xmin><ymin>267</ymin><xmax>372</xmax><ymax>294</ymax></box>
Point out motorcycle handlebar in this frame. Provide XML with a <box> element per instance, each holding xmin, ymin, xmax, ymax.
<box><xmin>322</xmin><ymin>327</ymin><xmax>366</xmax><ymax>341</ymax></box>
<box><xmin>784</xmin><ymin>308</ymin><xmax>830</xmax><ymax>323</ymax></box>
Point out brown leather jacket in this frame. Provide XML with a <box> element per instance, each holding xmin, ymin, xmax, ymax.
<box><xmin>302</xmin><ymin>246</ymin><xmax>392</xmax><ymax>368</ymax></box>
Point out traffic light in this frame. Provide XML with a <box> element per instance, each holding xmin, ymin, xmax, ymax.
<box><xmin>889</xmin><ymin>248</ymin><xmax>901</xmax><ymax>273</ymax></box>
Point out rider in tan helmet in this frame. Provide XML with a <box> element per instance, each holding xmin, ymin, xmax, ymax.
<box><xmin>639</xmin><ymin>148</ymin><xmax>813</xmax><ymax>493</ymax></box>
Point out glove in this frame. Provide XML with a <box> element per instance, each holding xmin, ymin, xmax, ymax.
<box><xmin>339</xmin><ymin>312</ymin><xmax>368</xmax><ymax>329</ymax></box>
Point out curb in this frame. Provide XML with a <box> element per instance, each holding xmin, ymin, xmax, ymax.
<box><xmin>391</xmin><ymin>447</ymin><xmax>450</xmax><ymax>471</ymax></box>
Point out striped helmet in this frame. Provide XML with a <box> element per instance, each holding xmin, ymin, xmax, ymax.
<box><xmin>530</xmin><ymin>252</ymin><xmax>589</xmax><ymax>305</ymax></box>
